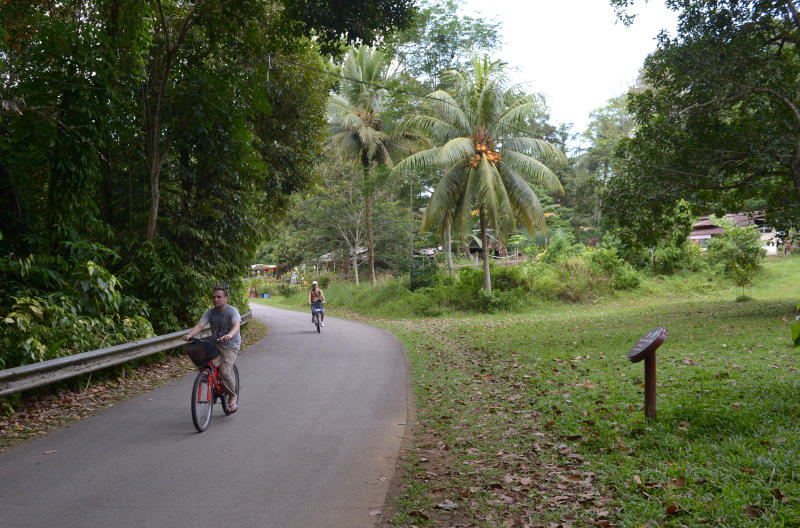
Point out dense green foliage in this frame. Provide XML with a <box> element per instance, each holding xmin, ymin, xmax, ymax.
<box><xmin>382</xmin><ymin>0</ymin><xmax>502</xmax><ymax>89</ymax></box>
<box><xmin>0</xmin><ymin>0</ymin><xmax>409</xmax><ymax>367</ymax></box>
<box><xmin>706</xmin><ymin>216</ymin><xmax>767</xmax><ymax>289</ymax></box>
<box><xmin>261</xmin><ymin>243</ymin><xmax>643</xmax><ymax>318</ymax></box>
<box><xmin>605</xmin><ymin>0</ymin><xmax>800</xmax><ymax>233</ymax></box>
<box><xmin>258</xmin><ymin>163</ymin><xmax>412</xmax><ymax>281</ymax></box>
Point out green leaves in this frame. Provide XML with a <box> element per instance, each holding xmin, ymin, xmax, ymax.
<box><xmin>607</xmin><ymin>0</ymin><xmax>800</xmax><ymax>235</ymax></box>
<box><xmin>705</xmin><ymin>216</ymin><xmax>766</xmax><ymax>289</ymax></box>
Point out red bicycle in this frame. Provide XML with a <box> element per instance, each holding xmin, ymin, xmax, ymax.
<box><xmin>184</xmin><ymin>337</ymin><xmax>240</xmax><ymax>432</ymax></box>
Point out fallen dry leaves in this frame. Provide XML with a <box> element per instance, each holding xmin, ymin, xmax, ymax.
<box><xmin>381</xmin><ymin>319</ymin><xmax>617</xmax><ymax>528</ymax></box>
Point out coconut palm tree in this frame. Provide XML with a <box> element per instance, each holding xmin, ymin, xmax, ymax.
<box><xmin>328</xmin><ymin>45</ymin><xmax>395</xmax><ymax>286</ymax></box>
<box><xmin>395</xmin><ymin>57</ymin><xmax>566</xmax><ymax>291</ymax></box>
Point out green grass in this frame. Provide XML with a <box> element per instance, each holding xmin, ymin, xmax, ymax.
<box><xmin>252</xmin><ymin>277</ymin><xmax>432</xmax><ymax>318</ymax></box>
<box><xmin>378</xmin><ymin>256</ymin><xmax>800</xmax><ymax>527</ymax></box>
<box><xmin>255</xmin><ymin>257</ymin><xmax>800</xmax><ymax>526</ymax></box>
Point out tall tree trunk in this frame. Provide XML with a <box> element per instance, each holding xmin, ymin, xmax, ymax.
<box><xmin>792</xmin><ymin>141</ymin><xmax>800</xmax><ymax>203</ymax></box>
<box><xmin>480</xmin><ymin>208</ymin><xmax>491</xmax><ymax>291</ymax></box>
<box><xmin>146</xmin><ymin>155</ymin><xmax>161</xmax><ymax>240</ymax></box>
<box><xmin>410</xmin><ymin>174</ymin><xmax>414</xmax><ymax>270</ymax></box>
<box><xmin>445</xmin><ymin>215</ymin><xmax>453</xmax><ymax>275</ymax></box>
<box><xmin>365</xmin><ymin>193</ymin><xmax>376</xmax><ymax>285</ymax></box>
<box><xmin>362</xmin><ymin>160</ymin><xmax>376</xmax><ymax>286</ymax></box>
<box><xmin>650</xmin><ymin>248</ymin><xmax>656</xmax><ymax>274</ymax></box>
<box><xmin>352</xmin><ymin>250</ymin><xmax>360</xmax><ymax>285</ymax></box>
<box><xmin>144</xmin><ymin>1</ymin><xmax>196</xmax><ymax>241</ymax></box>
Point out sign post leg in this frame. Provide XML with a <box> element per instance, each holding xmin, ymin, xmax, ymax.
<box><xmin>644</xmin><ymin>355</ymin><xmax>657</xmax><ymax>420</ymax></box>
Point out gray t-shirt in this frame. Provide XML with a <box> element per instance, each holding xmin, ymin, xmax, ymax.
<box><xmin>200</xmin><ymin>305</ymin><xmax>242</xmax><ymax>350</ymax></box>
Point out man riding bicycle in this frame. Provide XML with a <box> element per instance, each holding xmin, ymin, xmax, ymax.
<box><xmin>308</xmin><ymin>280</ymin><xmax>326</xmax><ymax>327</ymax></box>
<box><xmin>183</xmin><ymin>286</ymin><xmax>241</xmax><ymax>412</ymax></box>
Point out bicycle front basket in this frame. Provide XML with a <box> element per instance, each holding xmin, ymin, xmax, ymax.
<box><xmin>184</xmin><ymin>338</ymin><xmax>219</xmax><ymax>366</ymax></box>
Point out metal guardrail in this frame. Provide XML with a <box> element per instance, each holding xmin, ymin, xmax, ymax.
<box><xmin>0</xmin><ymin>312</ymin><xmax>252</xmax><ymax>398</ymax></box>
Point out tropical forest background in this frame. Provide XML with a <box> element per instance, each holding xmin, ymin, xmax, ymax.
<box><xmin>2</xmin><ymin>0</ymin><xmax>800</xmax><ymax>372</ymax></box>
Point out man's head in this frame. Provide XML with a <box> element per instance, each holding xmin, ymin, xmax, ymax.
<box><xmin>212</xmin><ymin>286</ymin><xmax>228</xmax><ymax>310</ymax></box>
<box><xmin>311</xmin><ymin>281</ymin><xmax>318</xmax><ymax>287</ymax></box>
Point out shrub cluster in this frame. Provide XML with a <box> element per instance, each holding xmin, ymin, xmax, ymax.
<box><xmin>0</xmin><ymin>256</ymin><xmax>154</xmax><ymax>369</ymax></box>
<box><xmin>528</xmin><ymin>246</ymin><xmax>640</xmax><ymax>302</ymax></box>
<box><xmin>313</xmin><ymin>244</ymin><xmax>643</xmax><ymax>317</ymax></box>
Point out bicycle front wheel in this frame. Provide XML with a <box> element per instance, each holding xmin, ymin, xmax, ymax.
<box><xmin>191</xmin><ymin>372</ymin><xmax>213</xmax><ymax>432</ymax></box>
<box><xmin>222</xmin><ymin>364</ymin><xmax>240</xmax><ymax>416</ymax></box>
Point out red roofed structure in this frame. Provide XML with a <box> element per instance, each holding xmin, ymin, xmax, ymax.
<box><xmin>688</xmin><ymin>212</ymin><xmax>780</xmax><ymax>254</ymax></box>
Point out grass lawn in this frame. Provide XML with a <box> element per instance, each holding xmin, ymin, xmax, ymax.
<box><xmin>256</xmin><ymin>256</ymin><xmax>800</xmax><ymax>527</ymax></box>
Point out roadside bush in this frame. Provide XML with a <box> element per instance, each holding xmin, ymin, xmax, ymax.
<box><xmin>408</xmin><ymin>288</ymin><xmax>445</xmax><ymax>317</ymax></box>
<box><xmin>525</xmin><ymin>246</ymin><xmax>641</xmax><ymax>302</ymax></box>
<box><xmin>653</xmin><ymin>241</ymin><xmax>706</xmax><ymax>274</ymax></box>
<box><xmin>529</xmin><ymin>265</ymin><xmax>562</xmax><ymax>300</ymax></box>
<box><xmin>455</xmin><ymin>266</ymin><xmax>485</xmax><ymax>294</ymax></box>
<box><xmin>585</xmin><ymin>247</ymin><xmax>623</xmax><ymax>274</ymax></box>
<box><xmin>539</xmin><ymin>230</ymin><xmax>578</xmax><ymax>262</ymax></box>
<box><xmin>316</xmin><ymin>274</ymin><xmax>333</xmax><ymax>289</ymax></box>
<box><xmin>245</xmin><ymin>277</ymin><xmax>272</xmax><ymax>296</ymax></box>
<box><xmin>705</xmin><ymin>217</ymin><xmax>766</xmax><ymax>289</ymax></box>
<box><xmin>277</xmin><ymin>283</ymin><xmax>301</xmax><ymax>297</ymax></box>
<box><xmin>612</xmin><ymin>265</ymin><xmax>641</xmax><ymax>290</ymax></box>
<box><xmin>491</xmin><ymin>264</ymin><xmax>532</xmax><ymax>292</ymax></box>
<box><xmin>410</xmin><ymin>259</ymin><xmax>439</xmax><ymax>291</ymax></box>
<box><xmin>555</xmin><ymin>255</ymin><xmax>595</xmax><ymax>301</ymax></box>
<box><xmin>475</xmin><ymin>288</ymin><xmax>527</xmax><ymax>312</ymax></box>
<box><xmin>0</xmin><ymin>258</ymin><xmax>154</xmax><ymax>369</ymax></box>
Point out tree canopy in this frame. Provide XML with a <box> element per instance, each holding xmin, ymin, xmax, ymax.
<box><xmin>606</xmin><ymin>0</ymin><xmax>800</xmax><ymax>237</ymax></box>
<box><xmin>0</xmin><ymin>0</ymin><xmax>412</xmax><ymax>366</ymax></box>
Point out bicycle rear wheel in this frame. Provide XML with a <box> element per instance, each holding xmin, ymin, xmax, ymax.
<box><xmin>191</xmin><ymin>371</ymin><xmax>213</xmax><ymax>432</ymax></box>
<box><xmin>222</xmin><ymin>364</ymin><xmax>240</xmax><ymax>416</ymax></box>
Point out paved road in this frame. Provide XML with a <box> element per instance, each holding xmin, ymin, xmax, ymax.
<box><xmin>0</xmin><ymin>304</ymin><xmax>409</xmax><ymax>528</ymax></box>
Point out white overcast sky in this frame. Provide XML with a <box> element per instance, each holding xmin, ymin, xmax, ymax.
<box><xmin>458</xmin><ymin>0</ymin><xmax>677</xmax><ymax>134</ymax></box>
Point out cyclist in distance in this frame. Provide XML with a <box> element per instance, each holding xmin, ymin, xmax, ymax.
<box><xmin>308</xmin><ymin>280</ymin><xmax>326</xmax><ymax>327</ymax></box>
<box><xmin>183</xmin><ymin>286</ymin><xmax>241</xmax><ymax>412</ymax></box>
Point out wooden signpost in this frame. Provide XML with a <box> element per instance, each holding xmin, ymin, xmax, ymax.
<box><xmin>628</xmin><ymin>327</ymin><xmax>669</xmax><ymax>420</ymax></box>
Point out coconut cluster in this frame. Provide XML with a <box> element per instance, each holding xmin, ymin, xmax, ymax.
<box><xmin>469</xmin><ymin>141</ymin><xmax>502</xmax><ymax>168</ymax></box>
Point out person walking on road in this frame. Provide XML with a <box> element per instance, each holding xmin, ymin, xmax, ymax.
<box><xmin>183</xmin><ymin>286</ymin><xmax>241</xmax><ymax>411</ymax></box>
<box><xmin>308</xmin><ymin>280</ymin><xmax>326</xmax><ymax>327</ymax></box>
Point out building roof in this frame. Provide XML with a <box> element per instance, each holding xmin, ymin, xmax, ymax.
<box><xmin>690</xmin><ymin>212</ymin><xmax>773</xmax><ymax>239</ymax></box>
<box><xmin>251</xmin><ymin>264</ymin><xmax>277</xmax><ymax>270</ymax></box>
<box><xmin>689</xmin><ymin>227</ymin><xmax>725</xmax><ymax>238</ymax></box>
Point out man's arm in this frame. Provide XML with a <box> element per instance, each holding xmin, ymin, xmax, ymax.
<box><xmin>182</xmin><ymin>321</ymin><xmax>206</xmax><ymax>341</ymax></box>
<box><xmin>308</xmin><ymin>290</ymin><xmax>312</xmax><ymax>304</ymax></box>
<box><xmin>320</xmin><ymin>290</ymin><xmax>326</xmax><ymax>302</ymax></box>
<box><xmin>220</xmin><ymin>321</ymin><xmax>241</xmax><ymax>342</ymax></box>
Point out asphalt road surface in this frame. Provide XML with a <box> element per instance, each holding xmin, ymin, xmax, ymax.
<box><xmin>0</xmin><ymin>304</ymin><xmax>409</xmax><ymax>528</ymax></box>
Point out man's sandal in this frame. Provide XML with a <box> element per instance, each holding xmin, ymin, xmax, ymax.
<box><xmin>227</xmin><ymin>396</ymin><xmax>238</xmax><ymax>413</ymax></box>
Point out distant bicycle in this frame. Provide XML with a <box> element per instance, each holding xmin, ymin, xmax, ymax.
<box><xmin>184</xmin><ymin>337</ymin><xmax>240</xmax><ymax>432</ymax></box>
<box><xmin>311</xmin><ymin>301</ymin><xmax>324</xmax><ymax>333</ymax></box>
